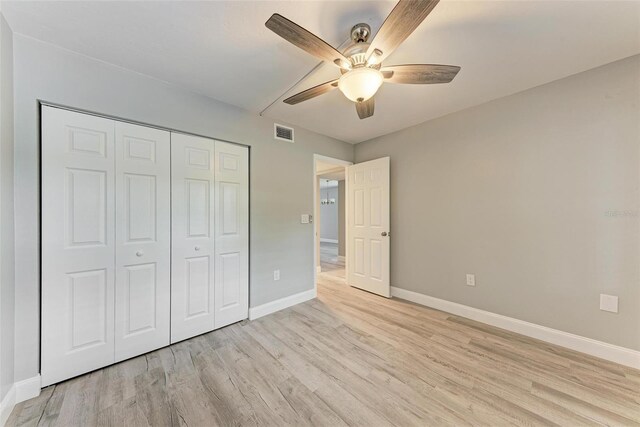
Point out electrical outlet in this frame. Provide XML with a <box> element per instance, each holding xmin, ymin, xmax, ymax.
<box><xmin>600</xmin><ymin>294</ymin><xmax>618</xmax><ymax>313</ymax></box>
<box><xmin>273</xmin><ymin>269</ymin><xmax>280</xmax><ymax>281</ymax></box>
<box><xmin>301</xmin><ymin>214</ymin><xmax>309</xmax><ymax>224</ymax></box>
<box><xmin>466</xmin><ymin>274</ymin><xmax>476</xmax><ymax>287</ymax></box>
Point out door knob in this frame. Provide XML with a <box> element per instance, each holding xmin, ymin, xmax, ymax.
<box><xmin>381</xmin><ymin>232</ymin><xmax>388</xmax><ymax>237</ymax></box>
<box><xmin>194</xmin><ymin>246</ymin><xmax>201</xmax><ymax>251</ymax></box>
<box><xmin>136</xmin><ymin>251</ymin><xmax>144</xmax><ymax>257</ymax></box>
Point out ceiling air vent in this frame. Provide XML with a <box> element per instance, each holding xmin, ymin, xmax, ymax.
<box><xmin>274</xmin><ymin>123</ymin><xmax>294</xmax><ymax>143</ymax></box>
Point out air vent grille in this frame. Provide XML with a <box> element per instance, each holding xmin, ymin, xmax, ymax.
<box><xmin>274</xmin><ymin>124</ymin><xmax>294</xmax><ymax>142</ymax></box>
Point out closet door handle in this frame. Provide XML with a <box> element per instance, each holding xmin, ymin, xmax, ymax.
<box><xmin>136</xmin><ymin>251</ymin><xmax>144</xmax><ymax>257</ymax></box>
<box><xmin>194</xmin><ymin>246</ymin><xmax>201</xmax><ymax>251</ymax></box>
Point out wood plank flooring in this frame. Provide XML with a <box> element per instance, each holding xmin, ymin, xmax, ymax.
<box><xmin>7</xmin><ymin>270</ymin><xmax>640</xmax><ymax>426</ymax></box>
<box><xmin>319</xmin><ymin>241</ymin><xmax>344</xmax><ymax>273</ymax></box>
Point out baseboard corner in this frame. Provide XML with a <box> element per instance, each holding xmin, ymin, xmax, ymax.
<box><xmin>0</xmin><ymin>384</ymin><xmax>16</xmax><ymax>427</ymax></box>
<box><xmin>15</xmin><ymin>375</ymin><xmax>41</xmax><ymax>404</ymax></box>
<box><xmin>249</xmin><ymin>288</ymin><xmax>316</xmax><ymax>321</ymax></box>
<box><xmin>390</xmin><ymin>286</ymin><xmax>640</xmax><ymax>370</ymax></box>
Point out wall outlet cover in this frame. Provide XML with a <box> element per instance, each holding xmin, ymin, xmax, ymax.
<box><xmin>599</xmin><ymin>294</ymin><xmax>618</xmax><ymax>313</ymax></box>
<box><xmin>301</xmin><ymin>214</ymin><xmax>310</xmax><ymax>224</ymax></box>
<box><xmin>273</xmin><ymin>269</ymin><xmax>280</xmax><ymax>281</ymax></box>
<box><xmin>466</xmin><ymin>274</ymin><xmax>476</xmax><ymax>286</ymax></box>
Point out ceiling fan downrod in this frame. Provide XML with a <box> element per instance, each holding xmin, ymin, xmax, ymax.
<box><xmin>350</xmin><ymin>23</ymin><xmax>371</xmax><ymax>43</ymax></box>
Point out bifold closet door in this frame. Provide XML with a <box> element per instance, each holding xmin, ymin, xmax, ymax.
<box><xmin>171</xmin><ymin>135</ymin><xmax>249</xmax><ymax>342</ymax></box>
<box><xmin>214</xmin><ymin>141</ymin><xmax>249</xmax><ymax>329</ymax></box>
<box><xmin>114</xmin><ymin>122</ymin><xmax>171</xmax><ymax>361</ymax></box>
<box><xmin>42</xmin><ymin>107</ymin><xmax>171</xmax><ymax>386</ymax></box>
<box><xmin>170</xmin><ymin>133</ymin><xmax>216</xmax><ymax>343</ymax></box>
<box><xmin>42</xmin><ymin>107</ymin><xmax>116</xmax><ymax>386</ymax></box>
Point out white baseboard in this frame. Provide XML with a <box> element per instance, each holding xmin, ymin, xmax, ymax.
<box><xmin>0</xmin><ymin>375</ymin><xmax>42</xmax><ymax>426</ymax></box>
<box><xmin>391</xmin><ymin>287</ymin><xmax>640</xmax><ymax>370</ymax></box>
<box><xmin>320</xmin><ymin>238</ymin><xmax>338</xmax><ymax>244</ymax></box>
<box><xmin>249</xmin><ymin>289</ymin><xmax>316</xmax><ymax>320</ymax></box>
<box><xmin>0</xmin><ymin>384</ymin><xmax>16</xmax><ymax>427</ymax></box>
<box><xmin>316</xmin><ymin>266</ymin><xmax>322</xmax><ymax>274</ymax></box>
<box><xmin>15</xmin><ymin>375</ymin><xmax>40</xmax><ymax>404</ymax></box>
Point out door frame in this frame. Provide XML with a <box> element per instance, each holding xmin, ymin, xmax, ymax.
<box><xmin>313</xmin><ymin>154</ymin><xmax>352</xmax><ymax>294</ymax></box>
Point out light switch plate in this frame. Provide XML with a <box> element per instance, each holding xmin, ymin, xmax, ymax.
<box><xmin>600</xmin><ymin>294</ymin><xmax>618</xmax><ymax>313</ymax></box>
<box><xmin>466</xmin><ymin>274</ymin><xmax>476</xmax><ymax>287</ymax></box>
<box><xmin>273</xmin><ymin>270</ymin><xmax>280</xmax><ymax>281</ymax></box>
<box><xmin>301</xmin><ymin>214</ymin><xmax>310</xmax><ymax>224</ymax></box>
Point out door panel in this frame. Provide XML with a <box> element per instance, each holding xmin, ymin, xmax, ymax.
<box><xmin>171</xmin><ymin>133</ymin><xmax>216</xmax><ymax>343</ymax></box>
<box><xmin>68</xmin><ymin>269</ymin><xmax>108</xmax><ymax>350</ymax></box>
<box><xmin>185</xmin><ymin>255</ymin><xmax>212</xmax><ymax>318</ymax></box>
<box><xmin>347</xmin><ymin>157</ymin><xmax>390</xmax><ymax>297</ymax></box>
<box><xmin>186</xmin><ymin>179</ymin><xmax>210</xmax><ymax>237</ymax></box>
<box><xmin>123</xmin><ymin>263</ymin><xmax>157</xmax><ymax>334</ymax></box>
<box><xmin>41</xmin><ymin>106</ymin><xmax>116</xmax><ymax>386</ymax></box>
<box><xmin>214</xmin><ymin>141</ymin><xmax>249</xmax><ymax>329</ymax></box>
<box><xmin>114</xmin><ymin>122</ymin><xmax>170</xmax><ymax>361</ymax></box>
<box><xmin>123</xmin><ymin>174</ymin><xmax>156</xmax><ymax>242</ymax></box>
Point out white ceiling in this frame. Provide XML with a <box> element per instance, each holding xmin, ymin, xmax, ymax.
<box><xmin>3</xmin><ymin>1</ymin><xmax>639</xmax><ymax>143</ymax></box>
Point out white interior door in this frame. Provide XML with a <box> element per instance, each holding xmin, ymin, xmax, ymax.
<box><xmin>41</xmin><ymin>106</ymin><xmax>116</xmax><ymax>386</ymax></box>
<box><xmin>347</xmin><ymin>157</ymin><xmax>390</xmax><ymax>297</ymax></box>
<box><xmin>114</xmin><ymin>122</ymin><xmax>170</xmax><ymax>361</ymax></box>
<box><xmin>170</xmin><ymin>133</ymin><xmax>216</xmax><ymax>343</ymax></box>
<box><xmin>214</xmin><ymin>141</ymin><xmax>249</xmax><ymax>328</ymax></box>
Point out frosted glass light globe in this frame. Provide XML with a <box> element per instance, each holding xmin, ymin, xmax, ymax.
<box><xmin>338</xmin><ymin>67</ymin><xmax>384</xmax><ymax>103</ymax></box>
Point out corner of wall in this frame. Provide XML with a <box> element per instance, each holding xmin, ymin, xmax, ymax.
<box><xmin>0</xmin><ymin>8</ymin><xmax>16</xmax><ymax>422</ymax></box>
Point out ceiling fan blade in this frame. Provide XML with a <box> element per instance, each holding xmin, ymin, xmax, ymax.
<box><xmin>356</xmin><ymin>98</ymin><xmax>375</xmax><ymax>119</ymax></box>
<box><xmin>283</xmin><ymin>80</ymin><xmax>339</xmax><ymax>105</ymax></box>
<box><xmin>366</xmin><ymin>0</ymin><xmax>440</xmax><ymax>64</ymax></box>
<box><xmin>266</xmin><ymin>14</ymin><xmax>351</xmax><ymax>69</ymax></box>
<box><xmin>381</xmin><ymin>64</ymin><xmax>460</xmax><ymax>84</ymax></box>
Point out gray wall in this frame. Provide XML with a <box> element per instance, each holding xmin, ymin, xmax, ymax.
<box><xmin>338</xmin><ymin>180</ymin><xmax>345</xmax><ymax>256</ymax></box>
<box><xmin>320</xmin><ymin>185</ymin><xmax>339</xmax><ymax>241</ymax></box>
<box><xmin>0</xmin><ymin>12</ymin><xmax>14</xmax><ymax>403</ymax></box>
<box><xmin>12</xmin><ymin>35</ymin><xmax>354</xmax><ymax>383</ymax></box>
<box><xmin>355</xmin><ymin>55</ymin><xmax>640</xmax><ymax>351</ymax></box>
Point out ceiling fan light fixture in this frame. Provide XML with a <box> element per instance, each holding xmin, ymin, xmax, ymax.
<box><xmin>338</xmin><ymin>67</ymin><xmax>384</xmax><ymax>103</ymax></box>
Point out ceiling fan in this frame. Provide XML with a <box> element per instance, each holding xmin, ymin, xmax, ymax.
<box><xmin>265</xmin><ymin>0</ymin><xmax>460</xmax><ymax>120</ymax></box>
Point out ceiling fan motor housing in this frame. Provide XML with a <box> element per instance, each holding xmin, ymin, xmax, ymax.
<box><xmin>342</xmin><ymin>46</ymin><xmax>381</xmax><ymax>75</ymax></box>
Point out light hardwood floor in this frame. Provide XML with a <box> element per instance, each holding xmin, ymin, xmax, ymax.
<box><xmin>8</xmin><ymin>269</ymin><xmax>640</xmax><ymax>426</ymax></box>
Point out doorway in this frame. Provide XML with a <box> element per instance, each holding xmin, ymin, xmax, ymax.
<box><xmin>313</xmin><ymin>155</ymin><xmax>351</xmax><ymax>291</ymax></box>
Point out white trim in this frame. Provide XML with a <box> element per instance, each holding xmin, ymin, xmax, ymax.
<box><xmin>0</xmin><ymin>375</ymin><xmax>41</xmax><ymax>426</ymax></box>
<box><xmin>317</xmin><ymin>167</ymin><xmax>344</xmax><ymax>178</ymax></box>
<box><xmin>15</xmin><ymin>375</ymin><xmax>41</xmax><ymax>404</ymax></box>
<box><xmin>313</xmin><ymin>154</ymin><xmax>352</xmax><ymax>295</ymax></box>
<box><xmin>320</xmin><ymin>238</ymin><xmax>338</xmax><ymax>244</ymax></box>
<box><xmin>249</xmin><ymin>289</ymin><xmax>316</xmax><ymax>321</ymax></box>
<box><xmin>0</xmin><ymin>384</ymin><xmax>16</xmax><ymax>427</ymax></box>
<box><xmin>316</xmin><ymin>266</ymin><xmax>322</xmax><ymax>274</ymax></box>
<box><xmin>391</xmin><ymin>287</ymin><xmax>640</xmax><ymax>370</ymax></box>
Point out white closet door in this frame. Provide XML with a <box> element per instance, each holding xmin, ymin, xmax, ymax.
<box><xmin>41</xmin><ymin>107</ymin><xmax>116</xmax><ymax>386</ymax></box>
<box><xmin>170</xmin><ymin>133</ymin><xmax>216</xmax><ymax>343</ymax></box>
<box><xmin>214</xmin><ymin>141</ymin><xmax>249</xmax><ymax>328</ymax></box>
<box><xmin>114</xmin><ymin>122</ymin><xmax>171</xmax><ymax>361</ymax></box>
